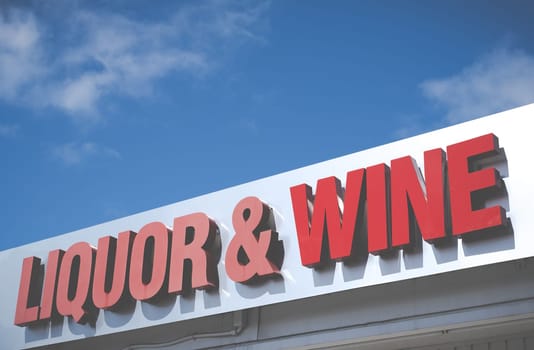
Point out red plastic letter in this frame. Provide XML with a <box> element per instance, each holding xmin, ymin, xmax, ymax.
<box><xmin>168</xmin><ymin>213</ymin><xmax>220</xmax><ymax>294</ymax></box>
<box><xmin>447</xmin><ymin>134</ymin><xmax>506</xmax><ymax>236</ymax></box>
<box><xmin>367</xmin><ymin>163</ymin><xmax>391</xmax><ymax>254</ymax></box>
<box><xmin>40</xmin><ymin>249</ymin><xmax>64</xmax><ymax>321</ymax></box>
<box><xmin>290</xmin><ymin>169</ymin><xmax>365</xmax><ymax>266</ymax></box>
<box><xmin>14</xmin><ymin>257</ymin><xmax>41</xmax><ymax>326</ymax></box>
<box><xmin>129</xmin><ymin>222</ymin><xmax>170</xmax><ymax>301</ymax></box>
<box><xmin>92</xmin><ymin>231</ymin><xmax>135</xmax><ymax>309</ymax></box>
<box><xmin>390</xmin><ymin>149</ymin><xmax>447</xmax><ymax>247</ymax></box>
<box><xmin>225</xmin><ymin>197</ymin><xmax>283</xmax><ymax>283</ymax></box>
<box><xmin>56</xmin><ymin>242</ymin><xmax>96</xmax><ymax>324</ymax></box>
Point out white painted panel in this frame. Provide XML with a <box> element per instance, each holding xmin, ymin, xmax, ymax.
<box><xmin>1</xmin><ymin>104</ymin><xmax>534</xmax><ymax>349</ymax></box>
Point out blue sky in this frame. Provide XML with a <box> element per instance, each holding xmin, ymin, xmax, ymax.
<box><xmin>1</xmin><ymin>0</ymin><xmax>534</xmax><ymax>250</ymax></box>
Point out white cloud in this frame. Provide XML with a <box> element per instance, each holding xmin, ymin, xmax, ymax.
<box><xmin>0</xmin><ymin>1</ymin><xmax>268</xmax><ymax>122</ymax></box>
<box><xmin>0</xmin><ymin>11</ymin><xmax>43</xmax><ymax>101</ymax></box>
<box><xmin>421</xmin><ymin>48</ymin><xmax>534</xmax><ymax>123</ymax></box>
<box><xmin>52</xmin><ymin>142</ymin><xmax>120</xmax><ymax>165</ymax></box>
<box><xmin>394</xmin><ymin>123</ymin><xmax>425</xmax><ymax>140</ymax></box>
<box><xmin>0</xmin><ymin>124</ymin><xmax>19</xmax><ymax>137</ymax></box>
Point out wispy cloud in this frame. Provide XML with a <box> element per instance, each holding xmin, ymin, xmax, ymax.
<box><xmin>0</xmin><ymin>123</ymin><xmax>19</xmax><ymax>137</ymax></box>
<box><xmin>0</xmin><ymin>11</ymin><xmax>43</xmax><ymax>101</ymax></box>
<box><xmin>0</xmin><ymin>1</ymin><xmax>269</xmax><ymax>122</ymax></box>
<box><xmin>51</xmin><ymin>142</ymin><xmax>120</xmax><ymax>165</ymax></box>
<box><xmin>421</xmin><ymin>48</ymin><xmax>534</xmax><ymax>123</ymax></box>
<box><xmin>393</xmin><ymin>118</ymin><xmax>429</xmax><ymax>140</ymax></box>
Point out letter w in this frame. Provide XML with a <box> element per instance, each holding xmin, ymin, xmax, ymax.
<box><xmin>290</xmin><ymin>169</ymin><xmax>365</xmax><ymax>267</ymax></box>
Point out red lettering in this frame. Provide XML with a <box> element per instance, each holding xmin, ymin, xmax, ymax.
<box><xmin>39</xmin><ymin>249</ymin><xmax>64</xmax><ymax>320</ymax></box>
<box><xmin>129</xmin><ymin>222</ymin><xmax>170</xmax><ymax>301</ymax></box>
<box><xmin>290</xmin><ymin>169</ymin><xmax>365</xmax><ymax>266</ymax></box>
<box><xmin>447</xmin><ymin>134</ymin><xmax>506</xmax><ymax>236</ymax></box>
<box><xmin>292</xmin><ymin>134</ymin><xmax>508</xmax><ymax>266</ymax></box>
<box><xmin>14</xmin><ymin>257</ymin><xmax>41</xmax><ymax>326</ymax></box>
<box><xmin>92</xmin><ymin>231</ymin><xmax>135</xmax><ymax>309</ymax></box>
<box><xmin>168</xmin><ymin>213</ymin><xmax>220</xmax><ymax>294</ymax></box>
<box><xmin>391</xmin><ymin>149</ymin><xmax>448</xmax><ymax>247</ymax></box>
<box><xmin>12</xmin><ymin>132</ymin><xmax>511</xmax><ymax>327</ymax></box>
<box><xmin>55</xmin><ymin>242</ymin><xmax>95</xmax><ymax>324</ymax></box>
<box><xmin>225</xmin><ymin>197</ymin><xmax>283</xmax><ymax>283</ymax></box>
<box><xmin>367</xmin><ymin>163</ymin><xmax>390</xmax><ymax>254</ymax></box>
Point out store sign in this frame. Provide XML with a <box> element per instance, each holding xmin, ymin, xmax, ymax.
<box><xmin>290</xmin><ymin>133</ymin><xmax>506</xmax><ymax>265</ymax></box>
<box><xmin>13</xmin><ymin>133</ymin><xmax>508</xmax><ymax>326</ymax></box>
<box><xmin>2</xmin><ymin>104</ymin><xmax>534</xmax><ymax>349</ymax></box>
<box><xmin>15</xmin><ymin>197</ymin><xmax>284</xmax><ymax>326</ymax></box>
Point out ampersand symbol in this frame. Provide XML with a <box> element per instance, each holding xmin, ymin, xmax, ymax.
<box><xmin>225</xmin><ymin>196</ymin><xmax>284</xmax><ymax>283</ymax></box>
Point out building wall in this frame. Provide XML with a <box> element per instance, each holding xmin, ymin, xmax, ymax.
<box><xmin>36</xmin><ymin>256</ymin><xmax>534</xmax><ymax>350</ymax></box>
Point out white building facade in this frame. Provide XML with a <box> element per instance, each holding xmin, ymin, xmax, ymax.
<box><xmin>2</xmin><ymin>104</ymin><xmax>534</xmax><ymax>350</ymax></box>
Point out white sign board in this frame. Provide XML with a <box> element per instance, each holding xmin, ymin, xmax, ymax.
<box><xmin>1</xmin><ymin>104</ymin><xmax>533</xmax><ymax>349</ymax></box>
